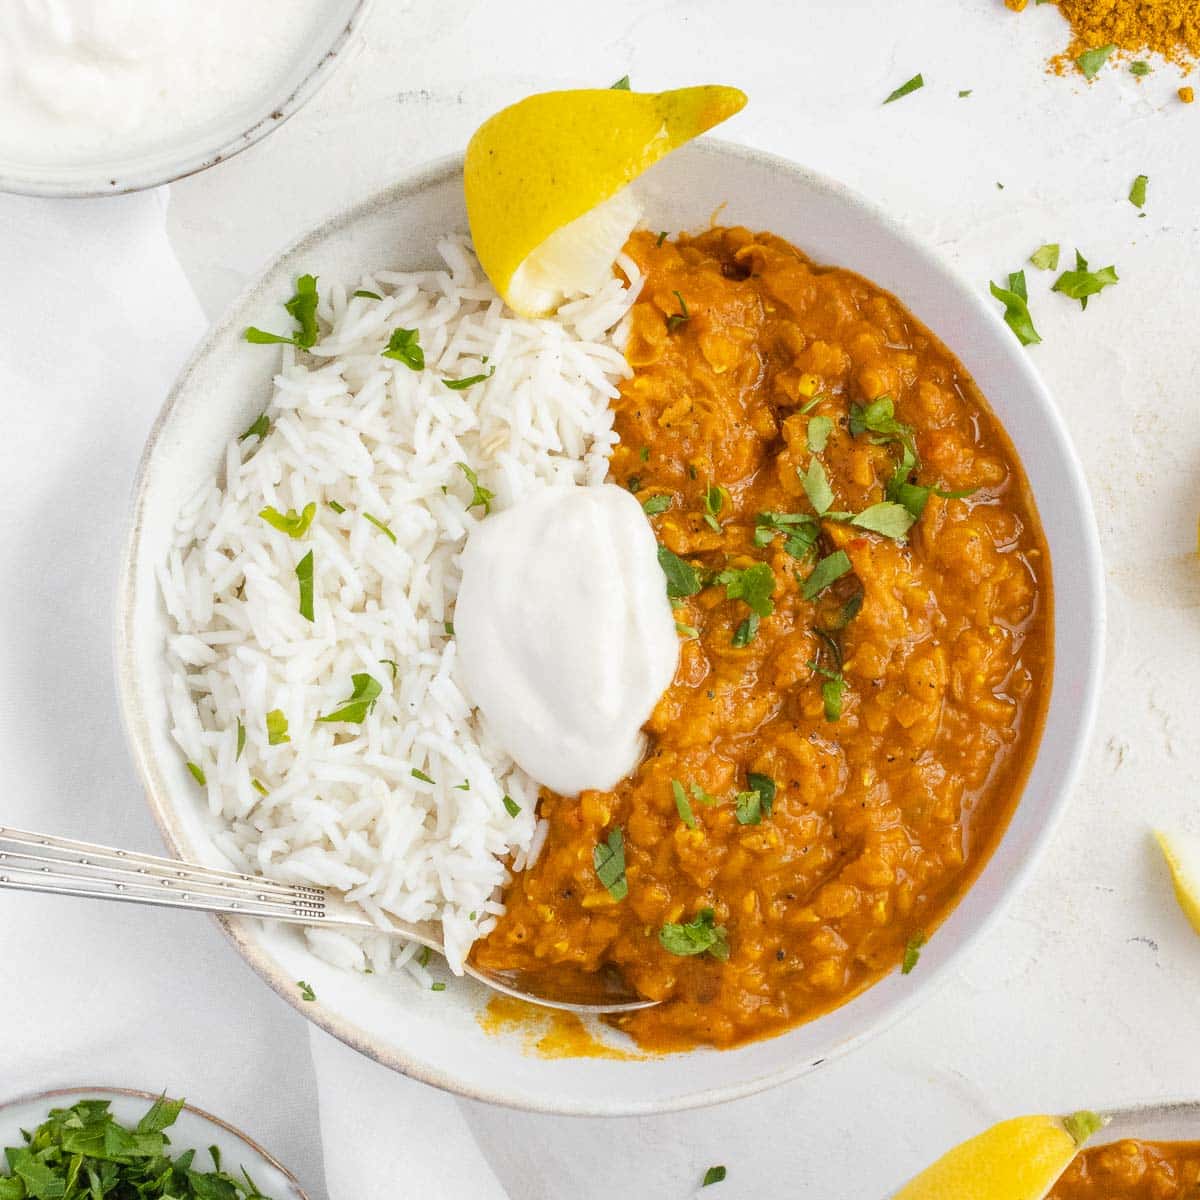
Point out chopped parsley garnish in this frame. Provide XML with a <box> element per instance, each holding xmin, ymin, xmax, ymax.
<box><xmin>851</xmin><ymin>501</ymin><xmax>917</xmax><ymax>540</ymax></box>
<box><xmin>802</xmin><ymin>550</ymin><xmax>852</xmax><ymax>600</ymax></box>
<box><xmin>611</xmin><ymin>75</ymin><xmax>631</xmax><ymax>90</ymax></box>
<box><xmin>443</xmin><ymin>621</ymin><xmax>455</xmax><ymax>636</ymax></box>
<box><xmin>703</xmin><ymin>1166</ymin><xmax>727</xmax><ymax>1187</ymax></box>
<box><xmin>1052</xmin><ymin>250</ymin><xmax>1118</xmax><ymax>310</ymax></box>
<box><xmin>989</xmin><ymin>270</ymin><xmax>1042</xmax><ymax>345</ymax></box>
<box><xmin>672</xmin><ymin>779</ymin><xmax>697</xmax><ymax>829</ymax></box>
<box><xmin>411</xmin><ymin>767</ymin><xmax>435</xmax><ymax>784</ymax></box>
<box><xmin>502</xmin><ymin>795</ymin><xmax>521</xmax><ymax>817</ymax></box>
<box><xmin>642</xmin><ymin>493</ymin><xmax>672</xmax><ymax>515</ymax></box>
<box><xmin>235</xmin><ymin>718</ymin><xmax>246</xmax><ymax>761</ymax></box>
<box><xmin>328</xmin><ymin>499</ymin><xmax>346</xmax><ymax>514</ymax></box>
<box><xmin>245</xmin><ymin>273</ymin><xmax>320</xmax><ymax>348</ymax></box>
<box><xmin>703</xmin><ymin>483</ymin><xmax>727</xmax><ymax>531</ymax></box>
<box><xmin>958</xmin><ymin>89</ymin><xmax>972</xmax><ymax>98</ymax></box>
<box><xmin>801</xmin><ymin>458</ymin><xmax>834</xmax><ymax>515</ymax></box>
<box><xmin>655</xmin><ymin>231</ymin><xmax>668</xmax><ymax>248</ymax></box>
<box><xmin>318</xmin><ymin>672</ymin><xmax>383</xmax><ymax>724</ymax></box>
<box><xmin>901</xmin><ymin>931</ymin><xmax>926</xmax><ymax>974</ymax></box>
<box><xmin>1129</xmin><ymin>174</ymin><xmax>1148</xmax><ymax>209</ymax></box>
<box><xmin>732</xmin><ymin>614</ymin><xmax>759</xmax><ymax>647</ymax></box>
<box><xmin>807</xmin><ymin>415</ymin><xmax>833</xmax><ymax>453</ymax></box>
<box><xmin>455</xmin><ymin>779</ymin><xmax>470</xmax><ymax>792</ymax></box>
<box><xmin>431</xmin><ymin>982</ymin><xmax>447</xmax><ymax>992</ymax></box>
<box><xmin>266</xmin><ymin>709</ymin><xmax>290</xmax><ymax>746</ymax></box>
<box><xmin>353</xmin><ymin>289</ymin><xmax>382</xmax><ymax>300</ymax></box>
<box><xmin>666</xmin><ymin>290</ymin><xmax>690</xmax><ymax>333</ymax></box>
<box><xmin>239</xmin><ymin>411</ymin><xmax>270</xmax><ymax>442</ymax></box>
<box><xmin>593</xmin><ymin>828</ymin><xmax>628</xmax><ymax>899</ymax></box>
<box><xmin>627</xmin><ymin>475</ymin><xmax>642</xmax><ymax>493</ymax></box>
<box><xmin>382</xmin><ymin>326</ymin><xmax>424</xmax><ymax>370</ymax></box>
<box><xmin>659</xmin><ymin>908</ymin><xmax>729</xmax><ymax>959</ymax></box>
<box><xmin>298</xmin><ymin>980</ymin><xmax>316</xmax><ymax>1001</ymax></box>
<box><xmin>259</xmin><ymin>502</ymin><xmax>316</xmax><ymax>539</ymax></box>
<box><xmin>658</xmin><ymin>545</ymin><xmax>702</xmax><ymax>597</ymax></box>
<box><xmin>1029</xmin><ymin>243</ymin><xmax>1060</xmax><ymax>271</ymax></box>
<box><xmin>809</xmin><ymin>658</ymin><xmax>846</xmax><ymax>722</ymax></box>
<box><xmin>1130</xmin><ymin>60</ymin><xmax>1152</xmax><ymax>76</ymax></box>
<box><xmin>363</xmin><ymin>512</ymin><xmax>397</xmax><ymax>542</ymax></box>
<box><xmin>849</xmin><ymin>395</ymin><xmax>916</xmax><ymax>456</ymax></box>
<box><xmin>676</xmin><ymin>621</ymin><xmax>700</xmax><ymax>639</ymax></box>
<box><xmin>444</xmin><ymin>365</ymin><xmax>496</xmax><ymax>390</ymax></box>
<box><xmin>716</xmin><ymin>562</ymin><xmax>776</xmax><ymax>617</ymax></box>
<box><xmin>456</xmin><ymin>462</ymin><xmax>494</xmax><ymax>515</ymax></box>
<box><xmin>296</xmin><ymin>549</ymin><xmax>314</xmax><ymax>622</ymax></box>
<box><xmin>883</xmin><ymin>73</ymin><xmax>924</xmax><ymax>104</ymax></box>
<box><xmin>640</xmin><ymin>446</ymin><xmax>651</xmax><ymax>460</ymax></box>
<box><xmin>185</xmin><ymin>761</ymin><xmax>206</xmax><ymax>786</ymax></box>
<box><xmin>1077</xmin><ymin>43</ymin><xmax>1115</xmax><ymax>80</ymax></box>
<box><xmin>251</xmin><ymin>778</ymin><xmax>269</xmax><ymax>796</ymax></box>
<box><xmin>690</xmin><ymin>782</ymin><xmax>718</xmax><ymax>807</ymax></box>
<box><xmin>0</xmin><ymin>1096</ymin><xmax>274</xmax><ymax>1200</ymax></box>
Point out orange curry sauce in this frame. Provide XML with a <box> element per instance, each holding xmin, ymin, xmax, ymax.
<box><xmin>1051</xmin><ymin>1141</ymin><xmax>1200</xmax><ymax>1199</ymax></box>
<box><xmin>472</xmin><ymin>227</ymin><xmax>1052</xmax><ymax>1052</ymax></box>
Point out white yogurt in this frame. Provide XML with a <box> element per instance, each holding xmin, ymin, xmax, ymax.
<box><xmin>454</xmin><ymin>485</ymin><xmax>680</xmax><ymax>798</ymax></box>
<box><xmin>0</xmin><ymin>0</ymin><xmax>335</xmax><ymax>167</ymax></box>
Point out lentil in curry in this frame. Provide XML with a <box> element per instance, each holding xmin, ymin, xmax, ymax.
<box><xmin>473</xmin><ymin>226</ymin><xmax>1052</xmax><ymax>1052</ymax></box>
<box><xmin>1051</xmin><ymin>1140</ymin><xmax>1200</xmax><ymax>1199</ymax></box>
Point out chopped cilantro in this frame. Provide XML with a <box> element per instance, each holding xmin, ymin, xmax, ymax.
<box><xmin>239</xmin><ymin>411</ymin><xmax>270</xmax><ymax>442</ymax></box>
<box><xmin>658</xmin><ymin>545</ymin><xmax>702</xmax><ymax>598</ymax></box>
<box><xmin>411</xmin><ymin>767</ymin><xmax>436</xmax><ymax>784</ymax></box>
<box><xmin>901</xmin><ymin>931</ymin><xmax>926</xmax><ymax>974</ymax></box>
<box><xmin>456</xmin><ymin>462</ymin><xmax>494</xmax><ymax>515</ymax></box>
<box><xmin>802</xmin><ymin>550</ymin><xmax>852</xmax><ymax>600</ymax></box>
<box><xmin>690</xmin><ymin>782</ymin><xmax>718</xmax><ymax>807</ymax></box>
<box><xmin>298</xmin><ymin>980</ymin><xmax>316</xmax><ymax>1001</ymax></box>
<box><xmin>265</xmin><ymin>709</ymin><xmax>290</xmax><ymax>746</ymax></box>
<box><xmin>611</xmin><ymin>75</ymin><xmax>631</xmax><ymax>90</ymax></box>
<box><xmin>672</xmin><ymin>779</ymin><xmax>697</xmax><ymax>829</ymax></box>
<box><xmin>1077</xmin><ymin>43</ymin><xmax>1115</xmax><ymax>80</ymax></box>
<box><xmin>379</xmin><ymin>658</ymin><xmax>399</xmax><ymax>678</ymax></box>
<box><xmin>353</xmin><ymin>289</ymin><xmax>382</xmax><ymax>300</ymax></box>
<box><xmin>676</xmin><ymin>621</ymin><xmax>700</xmax><ymax>639</ymax></box>
<box><xmin>235</xmin><ymin>718</ymin><xmax>246</xmax><ymax>761</ymax></box>
<box><xmin>1029</xmin><ymin>243</ymin><xmax>1060</xmax><ymax>271</ymax></box>
<box><xmin>666</xmin><ymin>290</ymin><xmax>690</xmax><ymax>333</ymax></box>
<box><xmin>382</xmin><ymin>327</ymin><xmax>424</xmax><ymax>370</ymax></box>
<box><xmin>431</xmin><ymin>982</ymin><xmax>447</xmax><ymax>992</ymax></box>
<box><xmin>703</xmin><ymin>1166</ymin><xmax>727</xmax><ymax>1187</ymax></box>
<box><xmin>851</xmin><ymin>501</ymin><xmax>917</xmax><ymax>540</ymax></box>
<box><xmin>1064</xmin><ymin>1111</ymin><xmax>1106</xmax><ymax>1147</ymax></box>
<box><xmin>659</xmin><ymin>908</ymin><xmax>729</xmax><ymax>959</ymax></box>
<box><xmin>503</xmin><ymin>795</ymin><xmax>521</xmax><ymax>817</ymax></box>
<box><xmin>1129</xmin><ymin>174</ymin><xmax>1148</xmax><ymax>209</ymax></box>
<box><xmin>732</xmin><ymin>614</ymin><xmax>759</xmax><ymax>646</ymax></box>
<box><xmin>593</xmin><ymin>827</ymin><xmax>628</xmax><ymax>899</ymax></box>
<box><xmin>989</xmin><ymin>270</ymin><xmax>1042</xmax><ymax>345</ymax></box>
<box><xmin>655</xmin><ymin>231</ymin><xmax>668</xmax><ymax>248</ymax></box>
<box><xmin>703</xmin><ymin>482</ymin><xmax>728</xmax><ymax>531</ymax></box>
<box><xmin>643</xmin><ymin>493</ymin><xmax>672</xmax><ymax>515</ymax></box>
<box><xmin>328</xmin><ymin>499</ymin><xmax>346</xmax><ymax>514</ymax></box>
<box><xmin>317</xmin><ymin>672</ymin><xmax>383</xmax><ymax>724</ymax></box>
<box><xmin>755</xmin><ymin>511</ymin><xmax>819</xmax><ymax>560</ymax></box>
<box><xmin>639</xmin><ymin>446</ymin><xmax>651</xmax><ymax>461</ymax></box>
<box><xmin>1130</xmin><ymin>60</ymin><xmax>1151</xmax><ymax>76</ymax></box>
<box><xmin>716</xmin><ymin>562</ymin><xmax>776</xmax><ymax>617</ymax></box>
<box><xmin>245</xmin><ymin>273</ymin><xmax>320</xmax><ymax>348</ymax></box>
<box><xmin>185</xmin><ymin>761</ymin><xmax>206</xmax><ymax>786</ymax></box>
<box><xmin>251</xmin><ymin>778</ymin><xmax>269</xmax><ymax>796</ymax></box>
<box><xmin>444</xmin><ymin>365</ymin><xmax>496</xmax><ymax>391</ymax></box>
<box><xmin>363</xmin><ymin>511</ymin><xmax>397</xmax><ymax>543</ymax></box>
<box><xmin>296</xmin><ymin>549</ymin><xmax>314</xmax><ymax>622</ymax></box>
<box><xmin>884</xmin><ymin>73</ymin><xmax>924</xmax><ymax>104</ymax></box>
<box><xmin>1052</xmin><ymin>250</ymin><xmax>1118</xmax><ymax>309</ymax></box>
<box><xmin>807</xmin><ymin>415</ymin><xmax>833</xmax><ymax>453</ymax></box>
<box><xmin>259</xmin><ymin>502</ymin><xmax>316</xmax><ymax>539</ymax></box>
<box><xmin>958</xmin><ymin>89</ymin><xmax>972</xmax><ymax>98</ymax></box>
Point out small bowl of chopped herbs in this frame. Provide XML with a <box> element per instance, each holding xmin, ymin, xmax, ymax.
<box><xmin>0</xmin><ymin>1089</ymin><xmax>308</xmax><ymax>1200</ymax></box>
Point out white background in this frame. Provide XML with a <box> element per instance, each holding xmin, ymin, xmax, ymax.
<box><xmin>3</xmin><ymin>1</ymin><xmax>1199</xmax><ymax>1197</ymax></box>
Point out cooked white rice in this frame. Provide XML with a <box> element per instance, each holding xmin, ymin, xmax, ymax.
<box><xmin>159</xmin><ymin>236</ymin><xmax>640</xmax><ymax>978</ymax></box>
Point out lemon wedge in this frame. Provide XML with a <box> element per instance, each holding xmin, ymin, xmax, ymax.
<box><xmin>1155</xmin><ymin>830</ymin><xmax>1200</xmax><ymax>934</ymax></box>
<box><xmin>893</xmin><ymin>1112</ymin><xmax>1105</xmax><ymax>1200</ymax></box>
<box><xmin>464</xmin><ymin>85</ymin><xmax>746</xmax><ymax>316</ymax></box>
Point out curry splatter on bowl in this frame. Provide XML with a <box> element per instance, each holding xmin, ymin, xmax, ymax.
<box><xmin>1051</xmin><ymin>1139</ymin><xmax>1200</xmax><ymax>1198</ymax></box>
<box><xmin>474</xmin><ymin>226</ymin><xmax>1052</xmax><ymax>1052</ymax></box>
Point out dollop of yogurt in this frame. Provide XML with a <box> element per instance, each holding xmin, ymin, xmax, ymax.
<box><xmin>454</xmin><ymin>484</ymin><xmax>679</xmax><ymax>797</ymax></box>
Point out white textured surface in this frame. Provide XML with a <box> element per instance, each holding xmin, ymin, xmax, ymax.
<box><xmin>3</xmin><ymin>0</ymin><xmax>1198</xmax><ymax>1197</ymax></box>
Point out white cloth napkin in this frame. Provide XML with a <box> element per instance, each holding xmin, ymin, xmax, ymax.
<box><xmin>0</xmin><ymin>189</ymin><xmax>325</xmax><ymax>1191</ymax></box>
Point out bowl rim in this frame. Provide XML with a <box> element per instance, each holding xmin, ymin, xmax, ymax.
<box><xmin>0</xmin><ymin>0</ymin><xmax>374</xmax><ymax>200</ymax></box>
<box><xmin>115</xmin><ymin>139</ymin><xmax>1106</xmax><ymax>1115</ymax></box>
<box><xmin>0</xmin><ymin>1085</ymin><xmax>309</xmax><ymax>1198</ymax></box>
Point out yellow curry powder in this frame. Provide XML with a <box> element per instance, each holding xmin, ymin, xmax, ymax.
<box><xmin>1018</xmin><ymin>0</ymin><xmax>1200</xmax><ymax>74</ymax></box>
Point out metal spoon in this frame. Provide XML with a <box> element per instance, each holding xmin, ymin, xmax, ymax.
<box><xmin>0</xmin><ymin>825</ymin><xmax>656</xmax><ymax>1014</ymax></box>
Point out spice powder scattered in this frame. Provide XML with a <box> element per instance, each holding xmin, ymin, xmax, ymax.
<box><xmin>1018</xmin><ymin>0</ymin><xmax>1200</xmax><ymax>74</ymax></box>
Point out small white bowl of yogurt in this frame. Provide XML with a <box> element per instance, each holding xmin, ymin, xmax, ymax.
<box><xmin>0</xmin><ymin>0</ymin><xmax>372</xmax><ymax>198</ymax></box>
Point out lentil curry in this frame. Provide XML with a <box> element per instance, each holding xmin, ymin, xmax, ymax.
<box><xmin>473</xmin><ymin>226</ymin><xmax>1052</xmax><ymax>1052</ymax></box>
<box><xmin>1051</xmin><ymin>1140</ymin><xmax>1200</xmax><ymax>1198</ymax></box>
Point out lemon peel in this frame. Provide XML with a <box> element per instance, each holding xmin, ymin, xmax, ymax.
<box><xmin>1155</xmin><ymin>830</ymin><xmax>1200</xmax><ymax>935</ymax></box>
<box><xmin>464</xmin><ymin>85</ymin><xmax>746</xmax><ymax>316</ymax></box>
<box><xmin>893</xmin><ymin>1112</ymin><xmax>1106</xmax><ymax>1200</ymax></box>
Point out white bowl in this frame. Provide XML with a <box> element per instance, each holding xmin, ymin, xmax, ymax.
<box><xmin>0</xmin><ymin>1087</ymin><xmax>307</xmax><ymax>1199</ymax></box>
<box><xmin>0</xmin><ymin>1</ymin><xmax>371</xmax><ymax>199</ymax></box>
<box><xmin>117</xmin><ymin>141</ymin><xmax>1105</xmax><ymax>1115</ymax></box>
